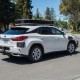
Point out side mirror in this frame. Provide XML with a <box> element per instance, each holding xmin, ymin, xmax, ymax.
<box><xmin>61</xmin><ymin>32</ymin><xmax>66</xmax><ymax>36</ymax></box>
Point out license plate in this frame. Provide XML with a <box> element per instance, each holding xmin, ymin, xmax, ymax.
<box><xmin>2</xmin><ymin>38</ymin><xmax>10</xmax><ymax>42</ymax></box>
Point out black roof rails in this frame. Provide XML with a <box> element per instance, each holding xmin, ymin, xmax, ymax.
<box><xmin>15</xmin><ymin>19</ymin><xmax>54</xmax><ymax>26</ymax></box>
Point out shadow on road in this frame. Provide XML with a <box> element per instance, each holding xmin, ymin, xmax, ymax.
<box><xmin>2</xmin><ymin>51</ymin><xmax>80</xmax><ymax>65</ymax></box>
<box><xmin>42</xmin><ymin>51</ymin><xmax>79</xmax><ymax>62</ymax></box>
<box><xmin>2</xmin><ymin>57</ymin><xmax>32</xmax><ymax>65</ymax></box>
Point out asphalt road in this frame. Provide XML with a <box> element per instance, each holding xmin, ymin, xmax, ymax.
<box><xmin>0</xmin><ymin>43</ymin><xmax>80</xmax><ymax>80</ymax></box>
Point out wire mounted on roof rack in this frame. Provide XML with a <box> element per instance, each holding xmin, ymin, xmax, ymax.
<box><xmin>15</xmin><ymin>19</ymin><xmax>54</xmax><ymax>26</ymax></box>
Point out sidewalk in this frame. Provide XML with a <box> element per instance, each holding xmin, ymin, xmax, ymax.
<box><xmin>64</xmin><ymin>29</ymin><xmax>80</xmax><ymax>39</ymax></box>
<box><xmin>72</xmin><ymin>34</ymin><xmax>80</xmax><ymax>39</ymax></box>
<box><xmin>64</xmin><ymin>30</ymin><xmax>80</xmax><ymax>39</ymax></box>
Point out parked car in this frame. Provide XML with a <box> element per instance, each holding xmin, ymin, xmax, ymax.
<box><xmin>0</xmin><ymin>25</ymin><xmax>79</xmax><ymax>62</ymax></box>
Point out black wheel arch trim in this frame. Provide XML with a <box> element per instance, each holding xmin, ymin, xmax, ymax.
<box><xmin>29</xmin><ymin>43</ymin><xmax>44</xmax><ymax>54</ymax></box>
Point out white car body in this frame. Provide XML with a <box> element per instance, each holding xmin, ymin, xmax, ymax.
<box><xmin>0</xmin><ymin>25</ymin><xmax>78</xmax><ymax>61</ymax></box>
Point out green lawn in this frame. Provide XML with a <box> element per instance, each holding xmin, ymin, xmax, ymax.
<box><xmin>71</xmin><ymin>31</ymin><xmax>80</xmax><ymax>34</ymax></box>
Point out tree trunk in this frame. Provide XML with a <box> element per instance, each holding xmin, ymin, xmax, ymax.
<box><xmin>73</xmin><ymin>13</ymin><xmax>79</xmax><ymax>32</ymax></box>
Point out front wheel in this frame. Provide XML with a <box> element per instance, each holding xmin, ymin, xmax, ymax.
<box><xmin>28</xmin><ymin>46</ymin><xmax>43</xmax><ymax>62</ymax></box>
<box><xmin>67</xmin><ymin>42</ymin><xmax>76</xmax><ymax>54</ymax></box>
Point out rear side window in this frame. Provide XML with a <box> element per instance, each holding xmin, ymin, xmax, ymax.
<box><xmin>4</xmin><ymin>27</ymin><xmax>29</xmax><ymax>35</ymax></box>
<box><xmin>26</xmin><ymin>28</ymin><xmax>39</xmax><ymax>34</ymax></box>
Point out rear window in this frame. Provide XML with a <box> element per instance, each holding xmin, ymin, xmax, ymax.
<box><xmin>4</xmin><ymin>27</ymin><xmax>29</xmax><ymax>35</ymax></box>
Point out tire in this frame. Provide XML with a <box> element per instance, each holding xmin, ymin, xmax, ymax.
<box><xmin>28</xmin><ymin>46</ymin><xmax>43</xmax><ymax>62</ymax></box>
<box><xmin>67</xmin><ymin>42</ymin><xmax>76</xmax><ymax>54</ymax></box>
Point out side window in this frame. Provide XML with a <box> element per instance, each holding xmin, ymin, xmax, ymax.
<box><xmin>39</xmin><ymin>27</ymin><xmax>52</xmax><ymax>35</ymax></box>
<box><xmin>51</xmin><ymin>28</ymin><xmax>63</xmax><ymax>35</ymax></box>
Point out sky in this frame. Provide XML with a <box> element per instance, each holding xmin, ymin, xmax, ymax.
<box><xmin>32</xmin><ymin>0</ymin><xmax>64</xmax><ymax>20</ymax></box>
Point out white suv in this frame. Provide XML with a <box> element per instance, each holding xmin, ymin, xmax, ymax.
<box><xmin>0</xmin><ymin>25</ymin><xmax>78</xmax><ymax>62</ymax></box>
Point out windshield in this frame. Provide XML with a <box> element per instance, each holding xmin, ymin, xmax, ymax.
<box><xmin>4</xmin><ymin>27</ymin><xmax>29</xmax><ymax>35</ymax></box>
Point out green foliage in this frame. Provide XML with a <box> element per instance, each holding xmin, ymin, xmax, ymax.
<box><xmin>15</xmin><ymin>0</ymin><xmax>23</xmax><ymax>19</ymax></box>
<box><xmin>50</xmin><ymin>8</ymin><xmax>56</xmax><ymax>21</ymax></box>
<box><xmin>71</xmin><ymin>31</ymin><xmax>80</xmax><ymax>34</ymax></box>
<box><xmin>0</xmin><ymin>0</ymin><xmax>15</xmax><ymax>30</ymax></box>
<box><xmin>15</xmin><ymin>0</ymin><xmax>33</xmax><ymax>19</ymax></box>
<box><xmin>57</xmin><ymin>19</ymin><xmax>68</xmax><ymax>29</ymax></box>
<box><xmin>33</xmin><ymin>8</ymin><xmax>43</xmax><ymax>20</ymax></box>
<box><xmin>45</xmin><ymin>7</ymin><xmax>56</xmax><ymax>21</ymax></box>
<box><xmin>45</xmin><ymin>7</ymin><xmax>51</xmax><ymax>20</ymax></box>
<box><xmin>59</xmin><ymin>0</ymin><xmax>80</xmax><ymax>22</ymax></box>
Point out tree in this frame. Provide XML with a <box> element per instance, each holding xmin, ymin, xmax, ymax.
<box><xmin>33</xmin><ymin>8</ymin><xmax>43</xmax><ymax>20</ymax></box>
<box><xmin>59</xmin><ymin>0</ymin><xmax>80</xmax><ymax>23</ymax></box>
<box><xmin>44</xmin><ymin>7</ymin><xmax>56</xmax><ymax>21</ymax></box>
<box><xmin>0</xmin><ymin>0</ymin><xmax>15</xmax><ymax>31</ymax></box>
<box><xmin>16</xmin><ymin>0</ymin><xmax>33</xmax><ymax>19</ymax></box>
<box><xmin>50</xmin><ymin>8</ymin><xmax>56</xmax><ymax>21</ymax></box>
<box><xmin>57</xmin><ymin>19</ymin><xmax>68</xmax><ymax>29</ymax></box>
<box><xmin>45</xmin><ymin>7</ymin><xmax>51</xmax><ymax>20</ymax></box>
<box><xmin>15</xmin><ymin>0</ymin><xmax>23</xmax><ymax>19</ymax></box>
<box><xmin>60</xmin><ymin>0</ymin><xmax>80</xmax><ymax>31</ymax></box>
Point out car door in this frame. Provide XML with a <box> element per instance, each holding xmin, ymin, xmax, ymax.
<box><xmin>51</xmin><ymin>27</ymin><xmax>68</xmax><ymax>51</ymax></box>
<box><xmin>38</xmin><ymin>27</ymin><xmax>56</xmax><ymax>53</ymax></box>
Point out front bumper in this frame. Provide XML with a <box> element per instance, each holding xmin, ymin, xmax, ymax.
<box><xmin>76</xmin><ymin>41</ymin><xmax>79</xmax><ymax>48</ymax></box>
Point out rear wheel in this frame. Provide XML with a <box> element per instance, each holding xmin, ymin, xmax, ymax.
<box><xmin>28</xmin><ymin>46</ymin><xmax>43</xmax><ymax>62</ymax></box>
<box><xmin>67</xmin><ymin>42</ymin><xmax>76</xmax><ymax>54</ymax></box>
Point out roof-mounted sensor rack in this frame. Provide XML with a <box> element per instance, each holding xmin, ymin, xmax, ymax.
<box><xmin>15</xmin><ymin>19</ymin><xmax>54</xmax><ymax>26</ymax></box>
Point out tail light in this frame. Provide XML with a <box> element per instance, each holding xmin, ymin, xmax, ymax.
<box><xmin>11</xmin><ymin>36</ymin><xmax>28</xmax><ymax>41</ymax></box>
